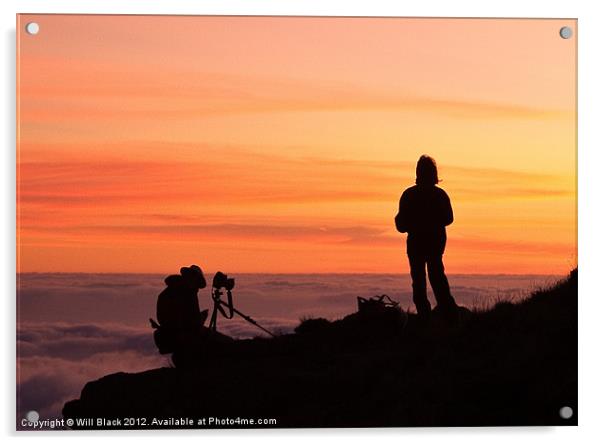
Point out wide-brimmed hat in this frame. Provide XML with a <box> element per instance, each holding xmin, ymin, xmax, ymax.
<box><xmin>180</xmin><ymin>265</ymin><xmax>206</xmax><ymax>287</ymax></box>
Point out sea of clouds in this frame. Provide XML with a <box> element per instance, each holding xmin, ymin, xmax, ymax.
<box><xmin>17</xmin><ymin>272</ymin><xmax>562</xmax><ymax>424</ymax></box>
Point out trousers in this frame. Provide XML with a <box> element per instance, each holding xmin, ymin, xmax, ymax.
<box><xmin>407</xmin><ymin>232</ymin><xmax>456</xmax><ymax>315</ymax></box>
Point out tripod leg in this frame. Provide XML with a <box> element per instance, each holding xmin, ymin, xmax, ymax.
<box><xmin>209</xmin><ymin>302</ymin><xmax>219</xmax><ymax>331</ymax></box>
<box><xmin>209</xmin><ymin>288</ymin><xmax>222</xmax><ymax>331</ymax></box>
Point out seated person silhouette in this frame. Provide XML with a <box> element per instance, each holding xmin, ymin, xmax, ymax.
<box><xmin>154</xmin><ymin>265</ymin><xmax>209</xmax><ymax>366</ymax></box>
<box><xmin>395</xmin><ymin>155</ymin><xmax>458</xmax><ymax>322</ymax></box>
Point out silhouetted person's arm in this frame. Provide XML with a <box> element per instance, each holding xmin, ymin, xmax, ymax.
<box><xmin>395</xmin><ymin>191</ymin><xmax>410</xmax><ymax>233</ymax></box>
<box><xmin>440</xmin><ymin>190</ymin><xmax>453</xmax><ymax>227</ymax></box>
<box><xmin>180</xmin><ymin>289</ymin><xmax>204</xmax><ymax>326</ymax></box>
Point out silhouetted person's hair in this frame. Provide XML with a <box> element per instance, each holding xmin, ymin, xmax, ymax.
<box><xmin>415</xmin><ymin>155</ymin><xmax>439</xmax><ymax>186</ymax></box>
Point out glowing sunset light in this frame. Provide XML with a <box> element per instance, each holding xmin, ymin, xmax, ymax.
<box><xmin>17</xmin><ymin>15</ymin><xmax>576</xmax><ymax>274</ymax></box>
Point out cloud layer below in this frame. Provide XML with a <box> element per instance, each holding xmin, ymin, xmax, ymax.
<box><xmin>17</xmin><ymin>272</ymin><xmax>564</xmax><ymax>426</ymax></box>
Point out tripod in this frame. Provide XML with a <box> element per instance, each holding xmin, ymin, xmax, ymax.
<box><xmin>209</xmin><ymin>286</ymin><xmax>276</xmax><ymax>337</ymax></box>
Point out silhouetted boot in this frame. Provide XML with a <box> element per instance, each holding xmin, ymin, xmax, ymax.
<box><xmin>433</xmin><ymin>301</ymin><xmax>459</xmax><ymax>326</ymax></box>
<box><xmin>415</xmin><ymin>303</ymin><xmax>432</xmax><ymax>328</ymax></box>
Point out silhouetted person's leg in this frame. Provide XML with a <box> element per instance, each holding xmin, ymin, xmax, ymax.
<box><xmin>426</xmin><ymin>255</ymin><xmax>458</xmax><ymax>313</ymax></box>
<box><xmin>408</xmin><ymin>253</ymin><xmax>431</xmax><ymax>317</ymax></box>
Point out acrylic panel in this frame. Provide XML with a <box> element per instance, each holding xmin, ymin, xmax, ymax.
<box><xmin>16</xmin><ymin>15</ymin><xmax>577</xmax><ymax>430</ymax></box>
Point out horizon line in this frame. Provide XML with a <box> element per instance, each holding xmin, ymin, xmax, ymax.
<box><xmin>16</xmin><ymin>271</ymin><xmax>569</xmax><ymax>276</ymax></box>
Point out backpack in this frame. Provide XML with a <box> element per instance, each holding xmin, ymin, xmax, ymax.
<box><xmin>149</xmin><ymin>318</ymin><xmax>176</xmax><ymax>354</ymax></box>
<box><xmin>357</xmin><ymin>294</ymin><xmax>400</xmax><ymax>314</ymax></box>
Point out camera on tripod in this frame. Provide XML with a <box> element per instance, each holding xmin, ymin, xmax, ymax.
<box><xmin>212</xmin><ymin>271</ymin><xmax>235</xmax><ymax>291</ymax></box>
<box><xmin>209</xmin><ymin>271</ymin><xmax>275</xmax><ymax>337</ymax></box>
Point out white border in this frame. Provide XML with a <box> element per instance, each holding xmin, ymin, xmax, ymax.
<box><xmin>3</xmin><ymin>1</ymin><xmax>601</xmax><ymax>444</ymax></box>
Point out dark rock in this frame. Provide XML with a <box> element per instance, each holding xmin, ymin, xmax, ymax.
<box><xmin>63</xmin><ymin>270</ymin><xmax>577</xmax><ymax>429</ymax></box>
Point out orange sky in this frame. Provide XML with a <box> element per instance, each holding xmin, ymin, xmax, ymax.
<box><xmin>17</xmin><ymin>15</ymin><xmax>577</xmax><ymax>274</ymax></box>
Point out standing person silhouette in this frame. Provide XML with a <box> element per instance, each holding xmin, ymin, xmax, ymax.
<box><xmin>395</xmin><ymin>155</ymin><xmax>458</xmax><ymax>322</ymax></box>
